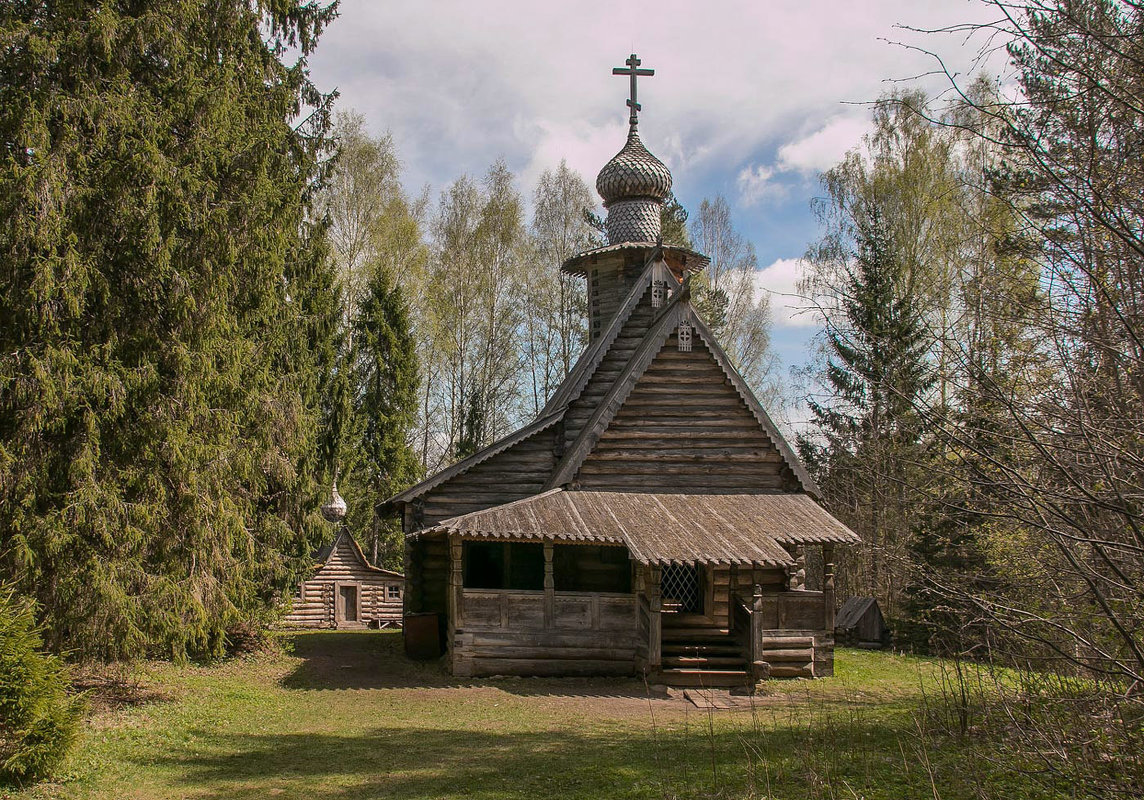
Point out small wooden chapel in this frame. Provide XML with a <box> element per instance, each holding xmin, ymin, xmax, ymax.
<box><xmin>381</xmin><ymin>55</ymin><xmax>858</xmax><ymax>688</ymax></box>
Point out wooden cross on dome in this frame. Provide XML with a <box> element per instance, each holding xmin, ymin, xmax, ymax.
<box><xmin>613</xmin><ymin>53</ymin><xmax>654</xmax><ymax>130</ymax></box>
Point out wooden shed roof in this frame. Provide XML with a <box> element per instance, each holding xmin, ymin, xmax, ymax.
<box><xmin>417</xmin><ymin>489</ymin><xmax>858</xmax><ymax>566</ymax></box>
<box><xmin>835</xmin><ymin>597</ymin><xmax>882</xmax><ymax>630</ymax></box>
<box><xmin>314</xmin><ymin>529</ymin><xmax>405</xmax><ymax>579</ymax></box>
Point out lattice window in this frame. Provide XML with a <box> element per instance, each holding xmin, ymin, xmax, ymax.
<box><xmin>661</xmin><ymin>563</ymin><xmax>701</xmax><ymax>613</ymax></box>
<box><xmin>651</xmin><ymin>279</ymin><xmax>667</xmax><ymax>308</ymax></box>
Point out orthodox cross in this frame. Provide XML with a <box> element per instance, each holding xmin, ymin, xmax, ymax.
<box><xmin>613</xmin><ymin>53</ymin><xmax>654</xmax><ymax>129</ymax></box>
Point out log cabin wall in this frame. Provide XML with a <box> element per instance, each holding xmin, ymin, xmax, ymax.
<box><xmin>452</xmin><ymin>589</ymin><xmax>639</xmax><ymax>677</ymax></box>
<box><xmin>575</xmin><ymin>332</ymin><xmax>799</xmax><ymax>493</ymax></box>
<box><xmin>417</xmin><ymin>429</ymin><xmax>558</xmax><ymax>526</ymax></box>
<box><xmin>282</xmin><ymin>535</ymin><xmax>404</xmax><ymax>628</ymax></box>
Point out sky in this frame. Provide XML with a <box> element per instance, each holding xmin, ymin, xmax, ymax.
<box><xmin>307</xmin><ymin>0</ymin><xmax>1002</xmax><ymax>433</ymax></box>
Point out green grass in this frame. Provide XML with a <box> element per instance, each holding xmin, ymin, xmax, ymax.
<box><xmin>8</xmin><ymin>632</ymin><xmax>1069</xmax><ymax>800</ymax></box>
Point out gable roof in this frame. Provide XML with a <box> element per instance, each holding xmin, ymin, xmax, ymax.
<box><xmin>541</xmin><ymin>249</ymin><xmax>673</xmax><ymax>415</ymax></box>
<box><xmin>835</xmin><ymin>597</ymin><xmax>885</xmax><ymax>630</ymax></box>
<box><xmin>380</xmin><ymin>410</ymin><xmax>565</xmax><ymax>509</ymax></box>
<box><xmin>545</xmin><ymin>298</ymin><xmax>820</xmax><ymax>497</ymax></box>
<box><xmin>315</xmin><ymin>528</ymin><xmax>404</xmax><ymax>579</ymax></box>
<box><xmin>385</xmin><ymin>249</ymin><xmax>669</xmax><ymax>510</ymax></box>
<box><xmin>417</xmin><ymin>489</ymin><xmax>858</xmax><ymax>566</ymax></box>
<box><xmin>381</xmin><ymin>248</ymin><xmax>821</xmax><ymax>508</ymax></box>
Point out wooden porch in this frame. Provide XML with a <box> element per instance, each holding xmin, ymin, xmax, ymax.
<box><xmin>430</xmin><ymin>529</ymin><xmax>837</xmax><ymax>687</ymax></box>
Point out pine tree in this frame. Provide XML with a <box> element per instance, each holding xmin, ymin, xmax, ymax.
<box><xmin>342</xmin><ymin>262</ymin><xmax>421</xmax><ymax>568</ymax></box>
<box><xmin>0</xmin><ymin>1</ymin><xmax>339</xmax><ymax>659</ymax></box>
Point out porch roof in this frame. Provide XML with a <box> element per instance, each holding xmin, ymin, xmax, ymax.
<box><xmin>415</xmin><ymin>490</ymin><xmax>859</xmax><ymax>567</ymax></box>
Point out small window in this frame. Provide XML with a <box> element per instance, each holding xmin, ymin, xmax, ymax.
<box><xmin>463</xmin><ymin>541</ymin><xmax>544</xmax><ymax>590</ymax></box>
<box><xmin>387</xmin><ymin>584</ymin><xmax>401</xmax><ymax>600</ymax></box>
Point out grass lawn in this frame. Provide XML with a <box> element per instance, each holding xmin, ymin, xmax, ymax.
<box><xmin>9</xmin><ymin>631</ymin><xmax>1067</xmax><ymax>800</ymax></box>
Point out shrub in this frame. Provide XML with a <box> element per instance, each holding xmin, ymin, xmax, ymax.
<box><xmin>0</xmin><ymin>587</ymin><xmax>84</xmax><ymax>786</ymax></box>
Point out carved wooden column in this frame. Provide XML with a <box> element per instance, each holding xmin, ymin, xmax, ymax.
<box><xmin>648</xmin><ymin>565</ymin><xmax>662</xmax><ymax>675</ymax></box>
<box><xmin>750</xmin><ymin>583</ymin><xmax>770</xmax><ymax>682</ymax></box>
<box><xmin>793</xmin><ymin>546</ymin><xmax>807</xmax><ymax>590</ymax></box>
<box><xmin>543</xmin><ymin>541</ymin><xmax>555</xmax><ymax>628</ymax></box>
<box><xmin>823</xmin><ymin>544</ymin><xmax>836</xmax><ymax>632</ymax></box>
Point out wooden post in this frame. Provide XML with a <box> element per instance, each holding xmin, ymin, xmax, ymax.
<box><xmin>448</xmin><ymin>533</ymin><xmax>463</xmax><ymax>634</ymax></box>
<box><xmin>543</xmin><ymin>541</ymin><xmax>554</xmax><ymax>629</ymax></box>
<box><xmin>823</xmin><ymin>544</ymin><xmax>835</xmax><ymax>632</ymax></box>
<box><xmin>750</xmin><ymin>584</ymin><xmax>767</xmax><ymax>682</ymax></box>
<box><xmin>648</xmin><ymin>565</ymin><xmax>662</xmax><ymax>674</ymax></box>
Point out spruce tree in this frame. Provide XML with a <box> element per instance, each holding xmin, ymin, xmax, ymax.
<box><xmin>342</xmin><ymin>262</ymin><xmax>421</xmax><ymax>569</ymax></box>
<box><xmin>0</xmin><ymin>1</ymin><xmax>339</xmax><ymax>659</ymax></box>
<box><xmin>799</xmin><ymin>200</ymin><xmax>931</xmax><ymax>608</ymax></box>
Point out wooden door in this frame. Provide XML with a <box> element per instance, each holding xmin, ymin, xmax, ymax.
<box><xmin>339</xmin><ymin>584</ymin><xmax>358</xmax><ymax>623</ymax></box>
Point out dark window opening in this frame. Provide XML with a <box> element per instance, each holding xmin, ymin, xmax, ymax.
<box><xmin>463</xmin><ymin>541</ymin><xmax>544</xmax><ymax>590</ymax></box>
<box><xmin>554</xmin><ymin>545</ymin><xmax>632</xmax><ymax>593</ymax></box>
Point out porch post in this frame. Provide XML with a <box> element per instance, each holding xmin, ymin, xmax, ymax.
<box><xmin>543</xmin><ymin>541</ymin><xmax>554</xmax><ymax>628</ymax></box>
<box><xmin>822</xmin><ymin>544</ymin><xmax>835</xmax><ymax>632</ymax></box>
<box><xmin>751</xmin><ymin>583</ymin><xmax>769</xmax><ymax>682</ymax></box>
<box><xmin>648</xmin><ymin>565</ymin><xmax>662</xmax><ymax>674</ymax></box>
<box><xmin>448</xmin><ymin>533</ymin><xmax>463</xmax><ymax>633</ymax></box>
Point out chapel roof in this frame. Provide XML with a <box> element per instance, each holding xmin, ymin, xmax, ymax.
<box><xmin>313</xmin><ymin>528</ymin><xmax>404</xmax><ymax>579</ymax></box>
<box><xmin>414</xmin><ymin>489</ymin><xmax>858</xmax><ymax>566</ymax></box>
<box><xmin>381</xmin><ymin>249</ymin><xmax>821</xmax><ymax>511</ymax></box>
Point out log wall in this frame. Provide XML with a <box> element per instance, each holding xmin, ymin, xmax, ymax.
<box><xmin>575</xmin><ymin>333</ymin><xmax>800</xmax><ymax>493</ymax></box>
<box><xmin>452</xmin><ymin>589</ymin><xmax>639</xmax><ymax>677</ymax></box>
<box><xmin>587</xmin><ymin>250</ymin><xmax>650</xmax><ymax>341</ymax></box>
<box><xmin>418</xmin><ymin>429</ymin><xmax>557</xmax><ymax>526</ymax></box>
<box><xmin>564</xmin><ymin>288</ymin><xmax>656</xmax><ymax>447</ymax></box>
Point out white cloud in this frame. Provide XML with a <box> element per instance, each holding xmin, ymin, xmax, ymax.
<box><xmin>736</xmin><ymin>163</ymin><xmax>779</xmax><ymax>206</ymax></box>
<box><xmin>310</xmin><ymin>0</ymin><xmax>1003</xmax><ymax>197</ymax></box>
<box><xmin>754</xmin><ymin>258</ymin><xmax>821</xmax><ymax>329</ymax></box>
<box><xmin>777</xmin><ymin>116</ymin><xmax>871</xmax><ymax>174</ymax></box>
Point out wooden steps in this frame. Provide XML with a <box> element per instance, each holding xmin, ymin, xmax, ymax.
<box><xmin>659</xmin><ymin>668</ymin><xmax>752</xmax><ymax>688</ymax></box>
<box><xmin>658</xmin><ymin>622</ymin><xmax>752</xmax><ymax>690</ymax></box>
<box><xmin>759</xmin><ymin>633</ymin><xmax>816</xmax><ymax>679</ymax></box>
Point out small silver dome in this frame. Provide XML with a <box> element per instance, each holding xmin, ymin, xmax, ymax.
<box><xmin>320</xmin><ymin>483</ymin><xmax>347</xmax><ymax>523</ymax></box>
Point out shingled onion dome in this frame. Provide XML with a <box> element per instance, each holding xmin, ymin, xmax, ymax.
<box><xmin>321</xmin><ymin>482</ymin><xmax>347</xmax><ymax>523</ymax></box>
<box><xmin>596</xmin><ymin>129</ymin><xmax>673</xmax><ymax>245</ymax></box>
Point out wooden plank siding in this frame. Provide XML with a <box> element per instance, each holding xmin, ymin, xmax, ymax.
<box><xmin>575</xmin><ymin>332</ymin><xmax>800</xmax><ymax>494</ymax></box>
<box><xmin>282</xmin><ymin>535</ymin><xmax>404</xmax><ymax>629</ymax></box>
<box><xmin>418</xmin><ymin>427</ymin><xmax>558</xmax><ymax>527</ymax></box>
<box><xmin>452</xmin><ymin>589</ymin><xmax>639</xmax><ymax>677</ymax></box>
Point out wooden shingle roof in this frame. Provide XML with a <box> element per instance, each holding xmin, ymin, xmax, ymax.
<box><xmin>314</xmin><ymin>529</ymin><xmax>404</xmax><ymax>579</ymax></box>
<box><xmin>417</xmin><ymin>489</ymin><xmax>858</xmax><ymax>566</ymax></box>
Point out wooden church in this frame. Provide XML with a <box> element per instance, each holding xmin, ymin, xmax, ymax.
<box><xmin>382</xmin><ymin>55</ymin><xmax>858</xmax><ymax>688</ymax></box>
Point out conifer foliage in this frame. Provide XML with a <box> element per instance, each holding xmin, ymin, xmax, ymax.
<box><xmin>0</xmin><ymin>588</ymin><xmax>83</xmax><ymax>785</ymax></box>
<box><xmin>0</xmin><ymin>1</ymin><xmax>340</xmax><ymax>659</ymax></box>
<box><xmin>342</xmin><ymin>263</ymin><xmax>421</xmax><ymax>568</ymax></box>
